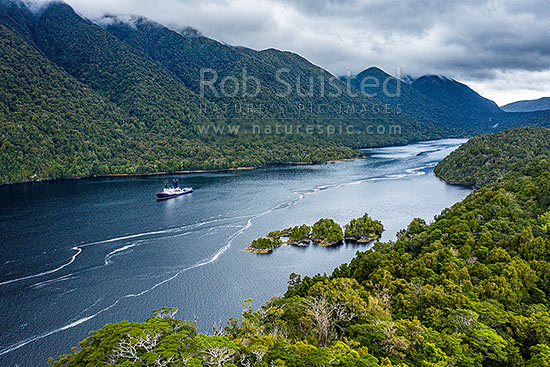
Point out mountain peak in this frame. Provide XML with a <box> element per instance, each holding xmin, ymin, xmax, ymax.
<box><xmin>360</xmin><ymin>66</ymin><xmax>386</xmax><ymax>74</ymax></box>
<box><xmin>94</xmin><ymin>14</ymin><xmax>170</xmax><ymax>32</ymax></box>
<box><xmin>2</xmin><ymin>0</ymin><xmax>37</xmax><ymax>9</ymax></box>
<box><xmin>179</xmin><ymin>26</ymin><xmax>202</xmax><ymax>38</ymax></box>
<box><xmin>412</xmin><ymin>74</ymin><xmax>502</xmax><ymax>115</ymax></box>
<box><xmin>354</xmin><ymin>66</ymin><xmax>393</xmax><ymax>79</ymax></box>
<box><xmin>94</xmin><ymin>14</ymin><xmax>144</xmax><ymax>29</ymax></box>
<box><xmin>415</xmin><ymin>74</ymin><xmax>453</xmax><ymax>83</ymax></box>
<box><xmin>37</xmin><ymin>1</ymin><xmax>82</xmax><ymax>20</ymax></box>
<box><xmin>2</xmin><ymin>0</ymin><xmax>62</xmax><ymax>15</ymax></box>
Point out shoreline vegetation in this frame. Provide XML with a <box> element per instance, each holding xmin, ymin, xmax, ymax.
<box><xmin>1</xmin><ymin>133</ymin><xmax>466</xmax><ymax>188</ymax></box>
<box><xmin>245</xmin><ymin>214</ymin><xmax>384</xmax><ymax>253</ymax></box>
<box><xmin>0</xmin><ymin>157</ymin><xmax>364</xmax><ymax>187</ymax></box>
<box><xmin>434</xmin><ymin>177</ymin><xmax>478</xmax><ymax>190</ymax></box>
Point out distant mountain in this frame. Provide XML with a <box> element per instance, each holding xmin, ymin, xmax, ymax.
<box><xmin>341</xmin><ymin>67</ymin><xmax>490</xmax><ymax>135</ymax></box>
<box><xmin>501</xmin><ymin>97</ymin><xmax>550</xmax><ymax>112</ymax></box>
<box><xmin>410</xmin><ymin>75</ymin><xmax>550</xmax><ymax>131</ymax></box>
<box><xmin>341</xmin><ymin>68</ymin><xmax>550</xmax><ymax>134</ymax></box>
<box><xmin>411</xmin><ymin>75</ymin><xmax>503</xmax><ymax>116</ymax></box>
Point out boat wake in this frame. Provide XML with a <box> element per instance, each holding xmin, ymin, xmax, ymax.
<box><xmin>104</xmin><ymin>243</ymin><xmax>138</xmax><ymax>265</ymax></box>
<box><xmin>30</xmin><ymin>273</ymin><xmax>78</xmax><ymax>289</ymax></box>
<box><xmin>294</xmin><ymin>162</ymin><xmax>436</xmax><ymax>198</ymax></box>
<box><xmin>0</xmin><ymin>215</ymin><xmax>251</xmax><ymax>288</ymax></box>
<box><xmin>0</xmin><ymin>196</ymin><xmax>294</xmax><ymax>356</ymax></box>
<box><xmin>0</xmin><ymin>247</ymin><xmax>82</xmax><ymax>287</ymax></box>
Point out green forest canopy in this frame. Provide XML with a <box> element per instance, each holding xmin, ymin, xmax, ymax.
<box><xmin>53</xmin><ymin>128</ymin><xmax>550</xmax><ymax>366</ymax></box>
<box><xmin>434</xmin><ymin>126</ymin><xmax>550</xmax><ymax>187</ymax></box>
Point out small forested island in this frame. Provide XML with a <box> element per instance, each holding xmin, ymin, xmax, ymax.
<box><xmin>344</xmin><ymin>213</ymin><xmax>384</xmax><ymax>243</ymax></box>
<box><xmin>310</xmin><ymin>219</ymin><xmax>344</xmax><ymax>246</ymax></box>
<box><xmin>246</xmin><ymin>215</ymin><xmax>383</xmax><ymax>253</ymax></box>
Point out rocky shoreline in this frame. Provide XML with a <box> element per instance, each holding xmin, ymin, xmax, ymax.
<box><xmin>245</xmin><ymin>235</ymin><xmax>381</xmax><ymax>253</ymax></box>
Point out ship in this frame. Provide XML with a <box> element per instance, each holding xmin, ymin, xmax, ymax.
<box><xmin>156</xmin><ymin>179</ymin><xmax>193</xmax><ymax>200</ymax></box>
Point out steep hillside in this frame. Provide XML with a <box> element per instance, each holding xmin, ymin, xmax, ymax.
<box><xmin>0</xmin><ymin>0</ymin><xmax>35</xmax><ymax>44</ymax></box>
<box><xmin>32</xmin><ymin>3</ymin><xmax>211</xmax><ymax>133</ymax></box>
<box><xmin>102</xmin><ymin>16</ymin><xmax>444</xmax><ymax>148</ymax></box>
<box><xmin>411</xmin><ymin>75</ymin><xmax>503</xmax><ymax>116</ymax></box>
<box><xmin>0</xmin><ymin>23</ymin><xmax>136</xmax><ymax>184</ymax></box>
<box><xmin>410</xmin><ymin>75</ymin><xmax>526</xmax><ymax>132</ymax></box>
<box><xmin>0</xmin><ymin>1</ymin><xmax>363</xmax><ymax>184</ymax></box>
<box><xmin>502</xmin><ymin>97</ymin><xmax>550</xmax><ymax>112</ymax></box>
<box><xmin>342</xmin><ymin>67</ymin><xmax>481</xmax><ymax>135</ymax></box>
<box><xmin>434</xmin><ymin>126</ymin><xmax>550</xmax><ymax>187</ymax></box>
<box><xmin>100</xmin><ymin>16</ymin><xmax>245</xmax><ymax>96</ymax></box>
<box><xmin>342</xmin><ymin>68</ymin><xmax>550</xmax><ymax>135</ymax></box>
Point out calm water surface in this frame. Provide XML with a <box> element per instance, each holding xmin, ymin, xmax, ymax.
<box><xmin>0</xmin><ymin>139</ymin><xmax>470</xmax><ymax>366</ymax></box>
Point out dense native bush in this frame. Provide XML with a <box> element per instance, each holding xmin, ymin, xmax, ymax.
<box><xmin>53</xmin><ymin>128</ymin><xmax>550</xmax><ymax>366</ymax></box>
<box><xmin>434</xmin><ymin>126</ymin><xmax>550</xmax><ymax>187</ymax></box>
<box><xmin>344</xmin><ymin>213</ymin><xmax>384</xmax><ymax>241</ymax></box>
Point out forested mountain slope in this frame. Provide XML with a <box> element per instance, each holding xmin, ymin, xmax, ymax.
<box><xmin>0</xmin><ymin>1</ymin><xmax>365</xmax><ymax>184</ymax></box>
<box><xmin>0</xmin><ymin>23</ymin><xmax>133</xmax><ymax>182</ymax></box>
<box><xmin>411</xmin><ymin>75</ymin><xmax>503</xmax><ymax>116</ymax></box>
<box><xmin>103</xmin><ymin>15</ymin><xmax>441</xmax><ymax>149</ymax></box>
<box><xmin>434</xmin><ymin>127</ymin><xmax>550</xmax><ymax>187</ymax></box>
<box><xmin>342</xmin><ymin>67</ymin><xmax>480</xmax><ymax>135</ymax></box>
<box><xmin>32</xmin><ymin>3</ymin><xmax>211</xmax><ymax>133</ymax></box>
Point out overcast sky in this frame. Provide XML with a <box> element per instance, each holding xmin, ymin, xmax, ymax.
<box><xmin>44</xmin><ymin>0</ymin><xmax>550</xmax><ymax>105</ymax></box>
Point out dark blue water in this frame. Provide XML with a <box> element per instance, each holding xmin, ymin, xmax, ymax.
<box><xmin>0</xmin><ymin>139</ymin><xmax>470</xmax><ymax>366</ymax></box>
